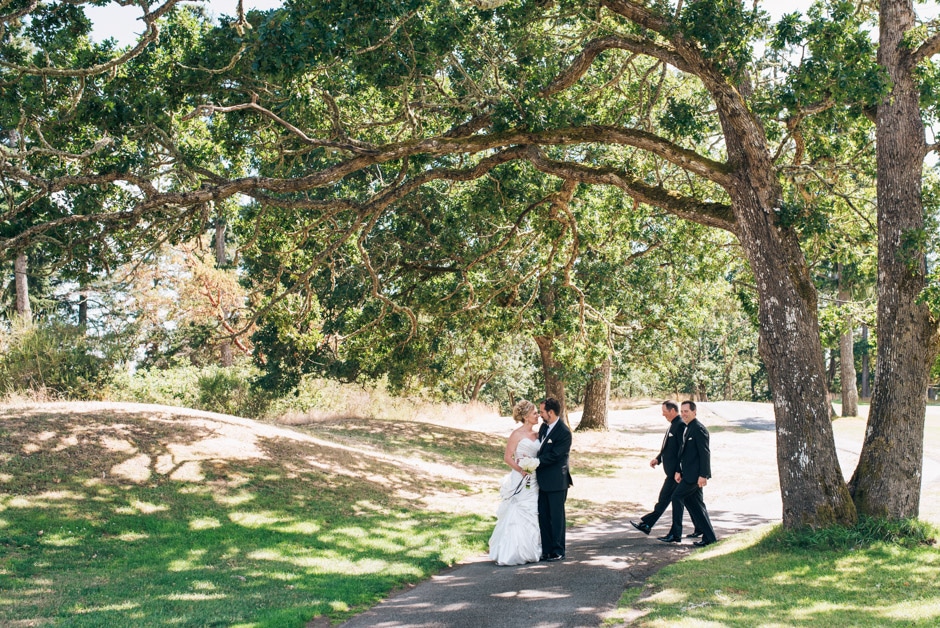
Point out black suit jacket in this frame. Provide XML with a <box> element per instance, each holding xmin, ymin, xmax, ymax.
<box><xmin>657</xmin><ymin>417</ymin><xmax>686</xmax><ymax>477</ymax></box>
<box><xmin>536</xmin><ymin>420</ymin><xmax>573</xmax><ymax>492</ymax></box>
<box><xmin>678</xmin><ymin>418</ymin><xmax>711</xmax><ymax>483</ymax></box>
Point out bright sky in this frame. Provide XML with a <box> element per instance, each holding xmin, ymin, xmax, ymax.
<box><xmin>86</xmin><ymin>0</ymin><xmax>284</xmax><ymax>47</ymax></box>
<box><xmin>87</xmin><ymin>1</ymin><xmax>817</xmax><ymax>48</ymax></box>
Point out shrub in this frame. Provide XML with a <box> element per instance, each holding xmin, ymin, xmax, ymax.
<box><xmin>196</xmin><ymin>366</ymin><xmax>272</xmax><ymax>417</ymax></box>
<box><xmin>112</xmin><ymin>363</ymin><xmax>271</xmax><ymax>418</ymax></box>
<box><xmin>0</xmin><ymin>321</ymin><xmax>113</xmax><ymax>399</ymax></box>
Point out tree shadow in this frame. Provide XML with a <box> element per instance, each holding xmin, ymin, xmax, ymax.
<box><xmin>0</xmin><ymin>403</ymin><xmax>495</xmax><ymax>626</ymax></box>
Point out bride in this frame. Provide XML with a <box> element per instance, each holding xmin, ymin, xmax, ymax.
<box><xmin>488</xmin><ymin>399</ymin><xmax>542</xmax><ymax>565</ymax></box>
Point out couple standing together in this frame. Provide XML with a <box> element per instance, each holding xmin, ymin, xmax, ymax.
<box><xmin>631</xmin><ymin>400</ymin><xmax>717</xmax><ymax>547</ymax></box>
<box><xmin>489</xmin><ymin>397</ymin><xmax>573</xmax><ymax>566</ymax></box>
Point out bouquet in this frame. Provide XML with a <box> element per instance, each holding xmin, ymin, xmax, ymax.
<box><xmin>518</xmin><ymin>457</ymin><xmax>540</xmax><ymax>474</ymax></box>
<box><xmin>518</xmin><ymin>456</ymin><xmax>540</xmax><ymax>489</ymax></box>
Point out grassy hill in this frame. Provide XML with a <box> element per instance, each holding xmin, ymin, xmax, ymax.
<box><xmin>0</xmin><ymin>401</ymin><xmax>506</xmax><ymax>626</ymax></box>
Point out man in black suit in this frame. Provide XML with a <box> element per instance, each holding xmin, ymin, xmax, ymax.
<box><xmin>536</xmin><ymin>397</ymin><xmax>573</xmax><ymax>561</ymax></box>
<box><xmin>661</xmin><ymin>400</ymin><xmax>717</xmax><ymax>547</ymax></box>
<box><xmin>630</xmin><ymin>400</ymin><xmax>694</xmax><ymax>536</ymax></box>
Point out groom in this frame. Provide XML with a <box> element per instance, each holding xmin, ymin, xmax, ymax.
<box><xmin>536</xmin><ymin>397</ymin><xmax>573</xmax><ymax>562</ymax></box>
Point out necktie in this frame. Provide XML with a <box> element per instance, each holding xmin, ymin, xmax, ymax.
<box><xmin>659</xmin><ymin>425</ymin><xmax>670</xmax><ymax>455</ymax></box>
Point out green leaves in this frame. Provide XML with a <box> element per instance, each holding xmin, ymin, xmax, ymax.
<box><xmin>675</xmin><ymin>0</ymin><xmax>768</xmax><ymax>79</ymax></box>
<box><xmin>659</xmin><ymin>96</ymin><xmax>708</xmax><ymax>143</ymax></box>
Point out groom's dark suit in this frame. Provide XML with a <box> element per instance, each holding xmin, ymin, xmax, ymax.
<box><xmin>536</xmin><ymin>419</ymin><xmax>573</xmax><ymax>559</ymax></box>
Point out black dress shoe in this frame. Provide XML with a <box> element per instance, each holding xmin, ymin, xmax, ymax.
<box><xmin>539</xmin><ymin>554</ymin><xmax>549</xmax><ymax>562</ymax></box>
<box><xmin>693</xmin><ymin>539</ymin><xmax>716</xmax><ymax>547</ymax></box>
<box><xmin>686</xmin><ymin>530</ymin><xmax>703</xmax><ymax>538</ymax></box>
<box><xmin>546</xmin><ymin>553</ymin><xmax>565</xmax><ymax>561</ymax></box>
<box><xmin>657</xmin><ymin>534</ymin><xmax>682</xmax><ymax>543</ymax></box>
<box><xmin>630</xmin><ymin>520</ymin><xmax>651</xmax><ymax>535</ymax></box>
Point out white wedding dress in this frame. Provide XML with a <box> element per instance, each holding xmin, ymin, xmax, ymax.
<box><xmin>488</xmin><ymin>437</ymin><xmax>541</xmax><ymax>565</ymax></box>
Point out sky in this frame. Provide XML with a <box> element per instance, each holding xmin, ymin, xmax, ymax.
<box><xmin>86</xmin><ymin>0</ymin><xmax>284</xmax><ymax>47</ymax></box>
<box><xmin>87</xmin><ymin>1</ymin><xmax>817</xmax><ymax>48</ymax></box>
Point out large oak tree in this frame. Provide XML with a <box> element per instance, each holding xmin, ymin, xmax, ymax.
<box><xmin>4</xmin><ymin>0</ymin><xmax>939</xmax><ymax>527</ymax></box>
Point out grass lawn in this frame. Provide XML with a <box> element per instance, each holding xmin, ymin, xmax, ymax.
<box><xmin>612</xmin><ymin>522</ymin><xmax>940</xmax><ymax>627</ymax></box>
<box><xmin>0</xmin><ymin>403</ymin><xmax>501</xmax><ymax>626</ymax></box>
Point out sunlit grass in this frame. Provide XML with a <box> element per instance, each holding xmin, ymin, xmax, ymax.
<box><xmin>0</xmin><ymin>406</ymin><xmax>493</xmax><ymax>626</ymax></box>
<box><xmin>611</xmin><ymin>521</ymin><xmax>940</xmax><ymax>627</ymax></box>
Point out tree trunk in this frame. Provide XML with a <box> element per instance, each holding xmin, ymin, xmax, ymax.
<box><xmin>849</xmin><ymin>0</ymin><xmax>940</xmax><ymax>519</ymax></box>
<box><xmin>220</xmin><ymin>343</ymin><xmax>234</xmax><ymax>367</ymax></box>
<box><xmin>215</xmin><ymin>217</ymin><xmax>227</xmax><ymax>267</ymax></box>
<box><xmin>469</xmin><ymin>374</ymin><xmax>490</xmax><ymax>403</ymax></box>
<box><xmin>533</xmin><ymin>334</ymin><xmax>567</xmax><ymax>424</ymax></box>
<box><xmin>578</xmin><ymin>358</ymin><xmax>610</xmax><ymax>431</ymax></box>
<box><xmin>838</xmin><ymin>327</ymin><xmax>858</xmax><ymax>416</ymax></box>
<box><xmin>78</xmin><ymin>290</ymin><xmax>88</xmax><ymax>328</ymax></box>
<box><xmin>838</xmin><ymin>279</ymin><xmax>859</xmax><ymax>417</ymax></box>
<box><xmin>215</xmin><ymin>216</ymin><xmax>234</xmax><ymax>367</ymax></box>
<box><xmin>736</xmin><ymin>206</ymin><xmax>855</xmax><ymax>527</ymax></box>
<box><xmin>14</xmin><ymin>252</ymin><xmax>31</xmax><ymax>324</ymax></box>
<box><xmin>861</xmin><ymin>324</ymin><xmax>871</xmax><ymax>398</ymax></box>
<box><xmin>717</xmin><ymin>98</ymin><xmax>855</xmax><ymax>527</ymax></box>
<box><xmin>827</xmin><ymin>350</ymin><xmax>837</xmax><ymax>392</ymax></box>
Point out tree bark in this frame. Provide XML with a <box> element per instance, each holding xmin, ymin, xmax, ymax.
<box><xmin>14</xmin><ymin>252</ymin><xmax>31</xmax><ymax>324</ymax></box>
<box><xmin>839</xmin><ymin>331</ymin><xmax>858</xmax><ymax>417</ymax></box>
<box><xmin>838</xmin><ymin>276</ymin><xmax>859</xmax><ymax>417</ymax></box>
<box><xmin>215</xmin><ymin>216</ymin><xmax>234</xmax><ymax>367</ymax></box>
<box><xmin>78</xmin><ymin>289</ymin><xmax>88</xmax><ymax>328</ymax></box>
<box><xmin>861</xmin><ymin>324</ymin><xmax>871</xmax><ymax>398</ymax></box>
<box><xmin>578</xmin><ymin>358</ymin><xmax>610</xmax><ymax>431</ymax></box>
<box><xmin>849</xmin><ymin>0</ymin><xmax>940</xmax><ymax>519</ymax></box>
<box><xmin>215</xmin><ymin>217</ymin><xmax>227</xmax><ymax>267</ymax></box>
<box><xmin>827</xmin><ymin>350</ymin><xmax>837</xmax><ymax>393</ymax></box>
<box><xmin>534</xmin><ymin>334</ymin><xmax>567</xmax><ymax>424</ymax></box>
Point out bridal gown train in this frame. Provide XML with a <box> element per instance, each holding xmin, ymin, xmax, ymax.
<box><xmin>488</xmin><ymin>437</ymin><xmax>541</xmax><ymax>565</ymax></box>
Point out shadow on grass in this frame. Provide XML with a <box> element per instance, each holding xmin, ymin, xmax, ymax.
<box><xmin>624</xmin><ymin>526</ymin><xmax>940</xmax><ymax>627</ymax></box>
<box><xmin>290</xmin><ymin>417</ymin><xmax>507</xmax><ymax>471</ymax></box>
<box><xmin>0</xmin><ymin>405</ymin><xmax>493</xmax><ymax>627</ymax></box>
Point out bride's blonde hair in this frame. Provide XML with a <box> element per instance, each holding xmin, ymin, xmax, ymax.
<box><xmin>512</xmin><ymin>399</ymin><xmax>536</xmax><ymax>423</ymax></box>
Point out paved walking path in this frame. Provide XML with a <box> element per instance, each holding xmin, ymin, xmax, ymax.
<box><xmin>339</xmin><ymin>509</ymin><xmax>776</xmax><ymax>628</ymax></box>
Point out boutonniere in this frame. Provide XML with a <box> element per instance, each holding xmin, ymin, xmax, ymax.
<box><xmin>547</xmin><ymin>439</ymin><xmax>553</xmax><ymax>444</ymax></box>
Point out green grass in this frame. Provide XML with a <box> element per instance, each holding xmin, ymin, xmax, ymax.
<box><xmin>612</xmin><ymin>519</ymin><xmax>940</xmax><ymax>627</ymax></box>
<box><xmin>308</xmin><ymin>418</ymin><xmax>507</xmax><ymax>469</ymax></box>
<box><xmin>0</xmin><ymin>406</ymin><xmax>493</xmax><ymax>626</ymax></box>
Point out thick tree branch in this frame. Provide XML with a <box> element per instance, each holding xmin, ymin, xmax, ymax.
<box><xmin>600</xmin><ymin>0</ymin><xmax>672</xmax><ymax>35</ymax></box>
<box><xmin>4</xmin><ymin>122</ymin><xmax>731</xmax><ymax>205</ymax></box>
<box><xmin>911</xmin><ymin>31</ymin><xmax>940</xmax><ymax>66</ymax></box>
<box><xmin>541</xmin><ymin>35</ymin><xmax>692</xmax><ymax>96</ymax></box>
<box><xmin>526</xmin><ymin>148</ymin><xmax>736</xmax><ymax>233</ymax></box>
<box><xmin>2</xmin><ymin>119</ymin><xmax>732</xmax><ymax>252</ymax></box>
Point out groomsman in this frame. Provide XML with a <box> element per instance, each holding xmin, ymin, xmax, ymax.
<box><xmin>631</xmin><ymin>400</ymin><xmax>690</xmax><ymax>536</ymax></box>
<box><xmin>536</xmin><ymin>397</ymin><xmax>573</xmax><ymax>561</ymax></box>
<box><xmin>662</xmin><ymin>401</ymin><xmax>717</xmax><ymax>547</ymax></box>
